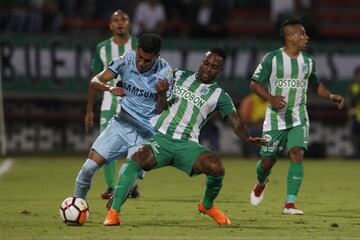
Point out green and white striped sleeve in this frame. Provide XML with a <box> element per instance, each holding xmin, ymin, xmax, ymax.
<box><xmin>252</xmin><ymin>53</ymin><xmax>273</xmax><ymax>84</ymax></box>
<box><xmin>217</xmin><ymin>91</ymin><xmax>237</xmax><ymax>119</ymax></box>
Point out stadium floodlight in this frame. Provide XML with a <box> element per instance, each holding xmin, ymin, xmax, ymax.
<box><xmin>0</xmin><ymin>55</ymin><xmax>7</xmax><ymax>156</ymax></box>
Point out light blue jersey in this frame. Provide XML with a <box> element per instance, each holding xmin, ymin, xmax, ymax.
<box><xmin>92</xmin><ymin>51</ymin><xmax>174</xmax><ymax>163</ymax></box>
<box><xmin>107</xmin><ymin>51</ymin><xmax>174</xmax><ymax>133</ymax></box>
<box><xmin>74</xmin><ymin>49</ymin><xmax>173</xmax><ymax>200</ymax></box>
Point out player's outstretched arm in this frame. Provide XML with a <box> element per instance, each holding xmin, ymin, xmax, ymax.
<box><xmin>311</xmin><ymin>82</ymin><xmax>344</xmax><ymax>109</ymax></box>
<box><xmin>227</xmin><ymin>112</ymin><xmax>268</xmax><ymax>146</ymax></box>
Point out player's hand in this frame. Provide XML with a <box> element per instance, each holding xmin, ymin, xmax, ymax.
<box><xmin>246</xmin><ymin>136</ymin><xmax>268</xmax><ymax>146</ymax></box>
<box><xmin>269</xmin><ymin>95</ymin><xmax>286</xmax><ymax>110</ymax></box>
<box><xmin>330</xmin><ymin>94</ymin><xmax>344</xmax><ymax>109</ymax></box>
<box><xmin>110</xmin><ymin>86</ymin><xmax>126</xmax><ymax>96</ymax></box>
<box><xmin>156</xmin><ymin>79</ymin><xmax>169</xmax><ymax>96</ymax></box>
<box><xmin>84</xmin><ymin>111</ymin><xmax>94</xmax><ymax>133</ymax></box>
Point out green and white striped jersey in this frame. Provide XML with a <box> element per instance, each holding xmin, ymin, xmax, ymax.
<box><xmin>252</xmin><ymin>48</ymin><xmax>319</xmax><ymax>131</ymax></box>
<box><xmin>91</xmin><ymin>36</ymin><xmax>138</xmax><ymax>113</ymax></box>
<box><xmin>151</xmin><ymin>69</ymin><xmax>236</xmax><ymax>142</ymax></box>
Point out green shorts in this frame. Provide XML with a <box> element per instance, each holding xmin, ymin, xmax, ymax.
<box><xmin>260</xmin><ymin>124</ymin><xmax>309</xmax><ymax>158</ymax></box>
<box><xmin>144</xmin><ymin>133</ymin><xmax>210</xmax><ymax>176</ymax></box>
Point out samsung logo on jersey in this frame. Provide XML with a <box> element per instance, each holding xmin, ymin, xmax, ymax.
<box><xmin>274</xmin><ymin>78</ymin><xmax>307</xmax><ymax>88</ymax></box>
<box><xmin>174</xmin><ymin>86</ymin><xmax>206</xmax><ymax>109</ymax></box>
<box><xmin>123</xmin><ymin>82</ymin><xmax>155</xmax><ymax>98</ymax></box>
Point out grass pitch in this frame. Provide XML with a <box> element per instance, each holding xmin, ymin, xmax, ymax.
<box><xmin>0</xmin><ymin>155</ymin><xmax>359</xmax><ymax>240</ymax></box>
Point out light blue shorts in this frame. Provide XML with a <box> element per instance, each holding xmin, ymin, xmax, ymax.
<box><xmin>92</xmin><ymin>111</ymin><xmax>155</xmax><ymax>163</ymax></box>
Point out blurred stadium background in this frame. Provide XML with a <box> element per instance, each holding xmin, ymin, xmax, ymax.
<box><xmin>1</xmin><ymin>0</ymin><xmax>360</xmax><ymax>158</ymax></box>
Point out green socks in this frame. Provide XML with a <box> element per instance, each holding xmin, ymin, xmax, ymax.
<box><xmin>256</xmin><ymin>160</ymin><xmax>272</xmax><ymax>186</ymax></box>
<box><xmin>287</xmin><ymin>162</ymin><xmax>304</xmax><ymax>200</ymax></box>
<box><xmin>202</xmin><ymin>175</ymin><xmax>224</xmax><ymax>210</ymax></box>
<box><xmin>287</xmin><ymin>194</ymin><xmax>297</xmax><ymax>203</ymax></box>
<box><xmin>256</xmin><ymin>160</ymin><xmax>304</xmax><ymax>203</ymax></box>
<box><xmin>111</xmin><ymin>160</ymin><xmax>142</xmax><ymax>212</ymax></box>
<box><xmin>103</xmin><ymin>161</ymin><xmax>116</xmax><ymax>189</ymax></box>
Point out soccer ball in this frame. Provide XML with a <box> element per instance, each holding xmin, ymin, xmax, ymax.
<box><xmin>59</xmin><ymin>196</ymin><xmax>89</xmax><ymax>226</ymax></box>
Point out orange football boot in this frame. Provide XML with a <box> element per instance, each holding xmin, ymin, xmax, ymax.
<box><xmin>198</xmin><ymin>201</ymin><xmax>231</xmax><ymax>225</ymax></box>
<box><xmin>103</xmin><ymin>208</ymin><xmax>121</xmax><ymax>226</ymax></box>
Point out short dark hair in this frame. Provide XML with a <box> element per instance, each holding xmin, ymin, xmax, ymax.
<box><xmin>208</xmin><ymin>47</ymin><xmax>226</xmax><ymax>63</ymax></box>
<box><xmin>280</xmin><ymin>19</ymin><xmax>303</xmax><ymax>40</ymax></box>
<box><xmin>138</xmin><ymin>33</ymin><xmax>161</xmax><ymax>54</ymax></box>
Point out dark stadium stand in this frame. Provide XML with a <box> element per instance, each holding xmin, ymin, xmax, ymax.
<box><xmin>313</xmin><ymin>0</ymin><xmax>360</xmax><ymax>38</ymax></box>
<box><xmin>226</xmin><ymin>9</ymin><xmax>274</xmax><ymax>36</ymax></box>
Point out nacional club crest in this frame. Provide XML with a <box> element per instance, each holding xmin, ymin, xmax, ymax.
<box><xmin>200</xmin><ymin>86</ymin><xmax>210</xmax><ymax>95</ymax></box>
<box><xmin>302</xmin><ymin>63</ymin><xmax>309</xmax><ymax>74</ymax></box>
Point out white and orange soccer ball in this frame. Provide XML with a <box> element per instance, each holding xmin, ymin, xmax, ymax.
<box><xmin>59</xmin><ymin>196</ymin><xmax>89</xmax><ymax>226</ymax></box>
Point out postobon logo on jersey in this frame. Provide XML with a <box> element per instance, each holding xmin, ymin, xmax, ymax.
<box><xmin>274</xmin><ymin>78</ymin><xmax>307</xmax><ymax>89</ymax></box>
<box><xmin>174</xmin><ymin>86</ymin><xmax>206</xmax><ymax>108</ymax></box>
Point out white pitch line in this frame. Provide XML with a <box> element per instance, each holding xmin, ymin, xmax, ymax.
<box><xmin>0</xmin><ymin>158</ymin><xmax>13</xmax><ymax>178</ymax></box>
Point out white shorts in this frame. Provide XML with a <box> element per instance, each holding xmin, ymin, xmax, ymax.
<box><xmin>92</xmin><ymin>111</ymin><xmax>155</xmax><ymax>163</ymax></box>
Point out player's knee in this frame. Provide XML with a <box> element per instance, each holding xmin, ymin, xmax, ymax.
<box><xmin>213</xmin><ymin>165</ymin><xmax>225</xmax><ymax>177</ymax></box>
<box><xmin>88</xmin><ymin>149</ymin><xmax>106</xmax><ymax>167</ymax></box>
<box><xmin>261</xmin><ymin>158</ymin><xmax>275</xmax><ymax>171</ymax></box>
<box><xmin>205</xmin><ymin>157</ymin><xmax>224</xmax><ymax>177</ymax></box>
<box><xmin>289</xmin><ymin>147</ymin><xmax>304</xmax><ymax>161</ymax></box>
<box><xmin>130</xmin><ymin>149</ymin><xmax>146</xmax><ymax>165</ymax></box>
<box><xmin>131</xmin><ymin>146</ymin><xmax>156</xmax><ymax>171</ymax></box>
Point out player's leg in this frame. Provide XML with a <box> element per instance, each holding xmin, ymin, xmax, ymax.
<box><xmin>283</xmin><ymin>124</ymin><xmax>308</xmax><ymax>215</ymax></box>
<box><xmin>104</xmin><ymin>157</ymin><xmax>144</xmax><ymax>226</ymax></box>
<box><xmin>74</xmin><ymin>149</ymin><xmax>106</xmax><ymax>199</ymax></box>
<box><xmin>75</xmin><ymin>119</ymin><xmax>127</xmax><ymax>200</ymax></box>
<box><xmin>105</xmin><ymin>157</ymin><xmax>145</xmax><ymax>203</ymax></box>
<box><xmin>256</xmin><ymin>157</ymin><xmax>275</xmax><ymax>185</ymax></box>
<box><xmin>170</xmin><ymin>140</ymin><xmax>229</xmax><ymax>225</ymax></box>
<box><xmin>192</xmin><ymin>151</ymin><xmax>231</xmax><ymax>225</ymax></box>
<box><xmin>104</xmin><ymin>134</ymin><xmax>173</xmax><ymax>226</ymax></box>
<box><xmin>101</xmin><ymin>161</ymin><xmax>116</xmax><ymax>199</ymax></box>
<box><xmin>111</xmin><ymin>127</ymin><xmax>154</xmax><ymax>202</ymax></box>
<box><xmin>100</xmin><ymin>110</ymin><xmax>117</xmax><ymax>199</ymax></box>
<box><xmin>193</xmin><ymin>152</ymin><xmax>224</xmax><ymax>208</ymax></box>
<box><xmin>250</xmin><ymin>157</ymin><xmax>275</xmax><ymax>206</ymax></box>
<box><xmin>104</xmin><ymin>146</ymin><xmax>156</xmax><ymax>226</ymax></box>
<box><xmin>250</xmin><ymin>130</ymin><xmax>285</xmax><ymax>206</ymax></box>
<box><xmin>124</xmin><ymin>139</ymin><xmax>147</xmax><ymax>199</ymax></box>
<box><xmin>284</xmin><ymin>147</ymin><xmax>304</xmax><ymax>214</ymax></box>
